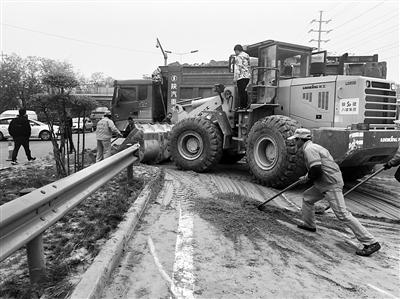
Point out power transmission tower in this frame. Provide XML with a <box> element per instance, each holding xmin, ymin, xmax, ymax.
<box><xmin>309</xmin><ymin>11</ymin><xmax>332</xmax><ymax>51</ymax></box>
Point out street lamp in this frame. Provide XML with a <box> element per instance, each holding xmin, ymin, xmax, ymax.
<box><xmin>165</xmin><ymin>50</ymin><xmax>199</xmax><ymax>63</ymax></box>
<box><xmin>156</xmin><ymin>38</ymin><xmax>168</xmax><ymax>66</ymax></box>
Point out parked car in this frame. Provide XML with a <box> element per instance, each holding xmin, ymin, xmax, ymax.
<box><xmin>0</xmin><ymin>110</ymin><xmax>38</xmax><ymax>120</ymax></box>
<box><xmin>0</xmin><ymin>117</ymin><xmax>59</xmax><ymax>141</ymax></box>
<box><xmin>90</xmin><ymin>107</ymin><xmax>110</xmax><ymax>129</ymax></box>
<box><xmin>71</xmin><ymin>117</ymin><xmax>94</xmax><ymax>132</ymax></box>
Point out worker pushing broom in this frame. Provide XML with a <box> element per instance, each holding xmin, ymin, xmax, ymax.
<box><xmin>288</xmin><ymin>128</ymin><xmax>381</xmax><ymax>257</ymax></box>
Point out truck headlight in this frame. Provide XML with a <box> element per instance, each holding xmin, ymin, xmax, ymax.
<box><xmin>391</xmin><ymin>83</ymin><xmax>396</xmax><ymax>90</ymax></box>
<box><xmin>366</xmin><ymin>80</ymin><xmax>371</xmax><ymax>88</ymax></box>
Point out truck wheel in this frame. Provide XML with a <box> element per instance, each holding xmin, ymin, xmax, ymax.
<box><xmin>246</xmin><ymin>115</ymin><xmax>304</xmax><ymax>188</ymax></box>
<box><xmin>220</xmin><ymin>150</ymin><xmax>245</xmax><ymax>164</ymax></box>
<box><xmin>341</xmin><ymin>165</ymin><xmax>374</xmax><ymax>181</ymax></box>
<box><xmin>170</xmin><ymin>117</ymin><xmax>222</xmax><ymax>172</ymax></box>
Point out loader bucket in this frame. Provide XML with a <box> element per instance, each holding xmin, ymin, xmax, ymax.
<box><xmin>116</xmin><ymin>123</ymin><xmax>172</xmax><ymax>164</ymax></box>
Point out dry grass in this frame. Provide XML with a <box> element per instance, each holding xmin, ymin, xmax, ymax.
<box><xmin>0</xmin><ymin>166</ymin><xmax>160</xmax><ymax>299</ymax></box>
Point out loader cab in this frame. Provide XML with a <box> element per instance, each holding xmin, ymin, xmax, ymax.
<box><xmin>244</xmin><ymin>40</ymin><xmax>314</xmax><ymax>105</ymax></box>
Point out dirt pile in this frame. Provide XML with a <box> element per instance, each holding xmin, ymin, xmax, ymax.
<box><xmin>192</xmin><ymin>193</ymin><xmax>400</xmax><ymax>298</ymax></box>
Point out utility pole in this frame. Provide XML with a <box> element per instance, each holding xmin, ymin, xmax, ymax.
<box><xmin>156</xmin><ymin>38</ymin><xmax>168</xmax><ymax>66</ymax></box>
<box><xmin>1</xmin><ymin>51</ymin><xmax>7</xmax><ymax>62</ymax></box>
<box><xmin>309</xmin><ymin>11</ymin><xmax>332</xmax><ymax>51</ymax></box>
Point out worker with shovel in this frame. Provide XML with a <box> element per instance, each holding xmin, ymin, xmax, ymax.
<box><xmin>288</xmin><ymin>128</ymin><xmax>381</xmax><ymax>256</ymax></box>
<box><xmin>383</xmin><ymin>120</ymin><xmax>400</xmax><ymax>182</ymax></box>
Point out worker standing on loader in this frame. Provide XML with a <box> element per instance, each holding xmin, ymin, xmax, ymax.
<box><xmin>233</xmin><ymin>44</ymin><xmax>251</xmax><ymax>110</ymax></box>
<box><xmin>288</xmin><ymin>128</ymin><xmax>381</xmax><ymax>256</ymax></box>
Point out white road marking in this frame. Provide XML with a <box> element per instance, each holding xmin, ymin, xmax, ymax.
<box><xmin>147</xmin><ymin>236</ymin><xmax>180</xmax><ymax>298</ymax></box>
<box><xmin>171</xmin><ymin>202</ymin><xmax>195</xmax><ymax>299</ymax></box>
<box><xmin>366</xmin><ymin>284</ymin><xmax>399</xmax><ymax>299</ymax></box>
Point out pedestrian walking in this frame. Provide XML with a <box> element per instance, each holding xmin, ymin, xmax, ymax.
<box><xmin>233</xmin><ymin>44</ymin><xmax>251</xmax><ymax>110</ymax></box>
<box><xmin>95</xmin><ymin>113</ymin><xmax>122</xmax><ymax>162</ymax></box>
<box><xmin>288</xmin><ymin>128</ymin><xmax>381</xmax><ymax>256</ymax></box>
<box><xmin>8</xmin><ymin>108</ymin><xmax>36</xmax><ymax>165</ymax></box>
<box><xmin>65</xmin><ymin>114</ymin><xmax>75</xmax><ymax>153</ymax></box>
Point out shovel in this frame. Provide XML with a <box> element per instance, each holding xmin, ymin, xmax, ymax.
<box><xmin>316</xmin><ymin>166</ymin><xmax>385</xmax><ymax>214</ymax></box>
<box><xmin>257</xmin><ymin>179</ymin><xmax>302</xmax><ymax>211</ymax></box>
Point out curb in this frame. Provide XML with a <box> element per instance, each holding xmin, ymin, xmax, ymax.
<box><xmin>70</xmin><ymin>169</ymin><xmax>163</xmax><ymax>299</ymax></box>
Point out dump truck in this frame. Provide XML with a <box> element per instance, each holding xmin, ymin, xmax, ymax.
<box><xmin>113</xmin><ymin>40</ymin><xmax>399</xmax><ymax>187</ymax></box>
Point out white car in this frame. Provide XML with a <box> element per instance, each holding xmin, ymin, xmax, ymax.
<box><xmin>0</xmin><ymin>117</ymin><xmax>59</xmax><ymax>141</ymax></box>
<box><xmin>0</xmin><ymin>110</ymin><xmax>38</xmax><ymax>120</ymax></box>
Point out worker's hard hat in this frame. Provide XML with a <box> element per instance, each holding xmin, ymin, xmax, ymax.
<box><xmin>287</xmin><ymin>128</ymin><xmax>312</xmax><ymax>140</ymax></box>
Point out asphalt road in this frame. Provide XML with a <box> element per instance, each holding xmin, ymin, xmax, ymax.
<box><xmin>102</xmin><ymin>167</ymin><xmax>400</xmax><ymax>299</ymax></box>
<box><xmin>0</xmin><ymin>132</ymin><xmax>98</xmax><ymax>168</ymax></box>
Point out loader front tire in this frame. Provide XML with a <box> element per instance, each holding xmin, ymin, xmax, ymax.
<box><xmin>170</xmin><ymin>117</ymin><xmax>222</xmax><ymax>172</ymax></box>
<box><xmin>246</xmin><ymin>115</ymin><xmax>304</xmax><ymax>188</ymax></box>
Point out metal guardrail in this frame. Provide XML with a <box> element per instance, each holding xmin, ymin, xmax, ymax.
<box><xmin>0</xmin><ymin>143</ymin><xmax>140</xmax><ymax>284</ymax></box>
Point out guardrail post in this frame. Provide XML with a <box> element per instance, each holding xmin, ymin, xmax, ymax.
<box><xmin>127</xmin><ymin>164</ymin><xmax>133</xmax><ymax>181</ymax></box>
<box><xmin>26</xmin><ymin>234</ymin><xmax>46</xmax><ymax>284</ymax></box>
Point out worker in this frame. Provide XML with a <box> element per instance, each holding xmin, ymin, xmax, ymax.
<box><xmin>95</xmin><ymin>113</ymin><xmax>122</xmax><ymax>162</ymax></box>
<box><xmin>124</xmin><ymin>117</ymin><xmax>136</xmax><ymax>138</ymax></box>
<box><xmin>233</xmin><ymin>44</ymin><xmax>251</xmax><ymax>110</ymax></box>
<box><xmin>384</xmin><ymin>147</ymin><xmax>400</xmax><ymax>181</ymax></box>
<box><xmin>162</xmin><ymin>112</ymin><xmax>173</xmax><ymax>124</ymax></box>
<box><xmin>288</xmin><ymin>128</ymin><xmax>381</xmax><ymax>256</ymax></box>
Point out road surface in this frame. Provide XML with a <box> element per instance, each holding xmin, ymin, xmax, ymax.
<box><xmin>102</xmin><ymin>165</ymin><xmax>400</xmax><ymax>299</ymax></box>
<box><xmin>0</xmin><ymin>133</ymin><xmax>98</xmax><ymax>168</ymax></box>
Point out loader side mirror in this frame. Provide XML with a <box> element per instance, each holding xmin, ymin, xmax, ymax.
<box><xmin>214</xmin><ymin>84</ymin><xmax>225</xmax><ymax>94</ymax></box>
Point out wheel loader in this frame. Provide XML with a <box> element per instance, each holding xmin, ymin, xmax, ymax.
<box><xmin>168</xmin><ymin>40</ymin><xmax>399</xmax><ymax>188</ymax></box>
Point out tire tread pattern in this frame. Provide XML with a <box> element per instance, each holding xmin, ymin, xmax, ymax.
<box><xmin>246</xmin><ymin>115</ymin><xmax>304</xmax><ymax>188</ymax></box>
<box><xmin>170</xmin><ymin>117</ymin><xmax>223</xmax><ymax>172</ymax></box>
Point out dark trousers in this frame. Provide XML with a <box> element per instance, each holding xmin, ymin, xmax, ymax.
<box><xmin>12</xmin><ymin>136</ymin><xmax>32</xmax><ymax>161</ymax></box>
<box><xmin>237</xmin><ymin>78</ymin><xmax>250</xmax><ymax>109</ymax></box>
<box><xmin>63</xmin><ymin>128</ymin><xmax>75</xmax><ymax>152</ymax></box>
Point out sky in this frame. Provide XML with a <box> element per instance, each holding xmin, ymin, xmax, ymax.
<box><xmin>1</xmin><ymin>0</ymin><xmax>399</xmax><ymax>82</ymax></box>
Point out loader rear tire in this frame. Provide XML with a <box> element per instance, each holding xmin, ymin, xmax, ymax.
<box><xmin>170</xmin><ymin>117</ymin><xmax>222</xmax><ymax>172</ymax></box>
<box><xmin>246</xmin><ymin>115</ymin><xmax>304</xmax><ymax>188</ymax></box>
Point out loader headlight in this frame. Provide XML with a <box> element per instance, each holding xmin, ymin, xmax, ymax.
<box><xmin>366</xmin><ymin>80</ymin><xmax>371</xmax><ymax>88</ymax></box>
<box><xmin>391</xmin><ymin>83</ymin><xmax>396</xmax><ymax>90</ymax></box>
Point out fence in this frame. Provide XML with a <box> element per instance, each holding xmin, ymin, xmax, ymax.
<box><xmin>0</xmin><ymin>144</ymin><xmax>139</xmax><ymax>284</ymax></box>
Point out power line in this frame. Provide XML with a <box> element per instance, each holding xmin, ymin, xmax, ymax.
<box><xmin>331</xmin><ymin>1</ymin><xmax>386</xmax><ymax>31</ymax></box>
<box><xmin>330</xmin><ymin>11</ymin><xmax>398</xmax><ymax>46</ymax></box>
<box><xmin>339</xmin><ymin>27</ymin><xmax>397</xmax><ymax>50</ymax></box>
<box><xmin>366</xmin><ymin>42</ymin><xmax>399</xmax><ymax>53</ymax></box>
<box><xmin>330</xmin><ymin>3</ymin><xmax>357</xmax><ymax>20</ymax></box>
<box><xmin>2</xmin><ymin>23</ymin><xmax>159</xmax><ymax>55</ymax></box>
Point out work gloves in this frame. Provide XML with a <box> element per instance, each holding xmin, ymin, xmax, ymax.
<box><xmin>384</xmin><ymin>162</ymin><xmax>392</xmax><ymax>170</ymax></box>
<box><xmin>299</xmin><ymin>175</ymin><xmax>309</xmax><ymax>184</ymax></box>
